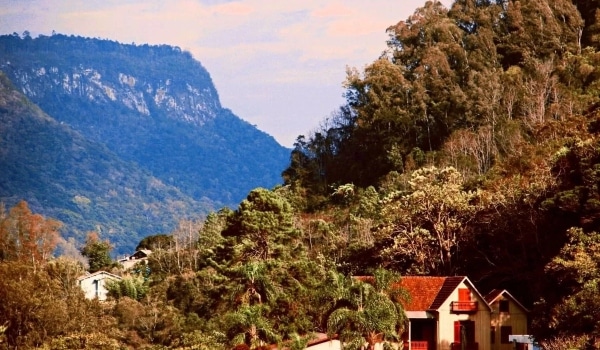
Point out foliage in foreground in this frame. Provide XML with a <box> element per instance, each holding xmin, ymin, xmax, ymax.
<box><xmin>4</xmin><ymin>0</ymin><xmax>600</xmax><ymax>348</ymax></box>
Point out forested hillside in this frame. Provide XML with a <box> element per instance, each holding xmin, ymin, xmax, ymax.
<box><xmin>0</xmin><ymin>34</ymin><xmax>290</xmax><ymax>253</ymax></box>
<box><xmin>2</xmin><ymin>0</ymin><xmax>600</xmax><ymax>349</ymax></box>
<box><xmin>0</xmin><ymin>73</ymin><xmax>212</xmax><ymax>252</ymax></box>
<box><xmin>281</xmin><ymin>0</ymin><xmax>600</xmax><ymax>344</ymax></box>
<box><xmin>0</xmin><ymin>34</ymin><xmax>290</xmax><ymax>205</ymax></box>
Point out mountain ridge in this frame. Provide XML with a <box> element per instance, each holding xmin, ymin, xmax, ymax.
<box><xmin>0</xmin><ymin>33</ymin><xmax>291</xmax><ymax>253</ymax></box>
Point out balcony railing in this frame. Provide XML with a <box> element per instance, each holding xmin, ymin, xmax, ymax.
<box><xmin>450</xmin><ymin>301</ymin><xmax>478</xmax><ymax>313</ymax></box>
<box><xmin>403</xmin><ymin>341</ymin><xmax>429</xmax><ymax>350</ymax></box>
<box><xmin>451</xmin><ymin>342</ymin><xmax>479</xmax><ymax>350</ymax></box>
<box><xmin>411</xmin><ymin>341</ymin><xmax>428</xmax><ymax>350</ymax></box>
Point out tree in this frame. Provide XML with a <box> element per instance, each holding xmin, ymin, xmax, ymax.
<box><xmin>378</xmin><ymin>167</ymin><xmax>481</xmax><ymax>275</ymax></box>
<box><xmin>443</xmin><ymin>126</ymin><xmax>496</xmax><ymax>176</ymax></box>
<box><xmin>386</xmin><ymin>1</ymin><xmax>470</xmax><ymax>150</ymax></box>
<box><xmin>326</xmin><ymin>269</ymin><xmax>406</xmax><ymax>350</ymax></box>
<box><xmin>282</xmin><ymin>135</ymin><xmax>327</xmax><ymax>196</ymax></box>
<box><xmin>217</xmin><ymin>188</ymin><xmax>327</xmax><ymax>347</ymax></box>
<box><xmin>533</xmin><ymin>227</ymin><xmax>600</xmax><ymax>346</ymax></box>
<box><xmin>168</xmin><ymin>218</ymin><xmax>203</xmax><ymax>272</ymax></box>
<box><xmin>572</xmin><ymin>0</ymin><xmax>600</xmax><ymax>49</ymax></box>
<box><xmin>0</xmin><ymin>200</ymin><xmax>61</xmax><ymax>268</ymax></box>
<box><xmin>107</xmin><ymin>275</ymin><xmax>149</xmax><ymax>301</ymax></box>
<box><xmin>44</xmin><ymin>256</ymin><xmax>86</xmax><ymax>300</ymax></box>
<box><xmin>222</xmin><ymin>188</ymin><xmax>299</xmax><ymax>262</ymax></box>
<box><xmin>136</xmin><ymin>234</ymin><xmax>173</xmax><ymax>251</ymax></box>
<box><xmin>342</xmin><ymin>59</ymin><xmax>412</xmax><ymax>186</ymax></box>
<box><xmin>0</xmin><ymin>260</ymin><xmax>97</xmax><ymax>348</ymax></box>
<box><xmin>224</xmin><ymin>304</ymin><xmax>280</xmax><ymax>349</ymax></box>
<box><xmin>496</xmin><ymin>0</ymin><xmax>583</xmax><ymax>67</ymax></box>
<box><xmin>81</xmin><ymin>232</ymin><xmax>114</xmax><ymax>272</ymax></box>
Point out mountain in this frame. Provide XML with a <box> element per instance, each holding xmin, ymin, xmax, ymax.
<box><xmin>0</xmin><ymin>73</ymin><xmax>212</xmax><ymax>252</ymax></box>
<box><xmin>0</xmin><ymin>34</ymin><xmax>290</xmax><ymax>253</ymax></box>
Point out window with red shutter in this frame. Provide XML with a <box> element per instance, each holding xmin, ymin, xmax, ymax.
<box><xmin>455</xmin><ymin>288</ymin><xmax>471</xmax><ymax>311</ymax></box>
<box><xmin>458</xmin><ymin>288</ymin><xmax>471</xmax><ymax>301</ymax></box>
<box><xmin>453</xmin><ymin>320</ymin><xmax>476</xmax><ymax>349</ymax></box>
<box><xmin>454</xmin><ymin>321</ymin><xmax>461</xmax><ymax>343</ymax></box>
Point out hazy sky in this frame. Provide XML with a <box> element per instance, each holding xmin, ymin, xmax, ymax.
<box><xmin>0</xmin><ymin>0</ymin><xmax>453</xmax><ymax>147</ymax></box>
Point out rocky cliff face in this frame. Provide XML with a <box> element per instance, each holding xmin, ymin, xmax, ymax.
<box><xmin>0</xmin><ymin>35</ymin><xmax>221</xmax><ymax>128</ymax></box>
<box><xmin>6</xmin><ymin>62</ymin><xmax>220</xmax><ymax>125</ymax></box>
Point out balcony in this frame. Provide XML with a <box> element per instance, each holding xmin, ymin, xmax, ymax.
<box><xmin>403</xmin><ymin>341</ymin><xmax>428</xmax><ymax>350</ymax></box>
<box><xmin>411</xmin><ymin>341</ymin><xmax>428</xmax><ymax>350</ymax></box>
<box><xmin>451</xmin><ymin>342</ymin><xmax>478</xmax><ymax>350</ymax></box>
<box><xmin>450</xmin><ymin>301</ymin><xmax>478</xmax><ymax>313</ymax></box>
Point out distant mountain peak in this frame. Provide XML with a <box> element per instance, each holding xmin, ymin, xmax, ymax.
<box><xmin>0</xmin><ymin>33</ymin><xmax>290</xmax><ymax>254</ymax></box>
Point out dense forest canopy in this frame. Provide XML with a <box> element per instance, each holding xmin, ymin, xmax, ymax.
<box><xmin>284</xmin><ymin>0</ymin><xmax>597</xmax><ymax>193</ymax></box>
<box><xmin>3</xmin><ymin>0</ymin><xmax>600</xmax><ymax>349</ymax></box>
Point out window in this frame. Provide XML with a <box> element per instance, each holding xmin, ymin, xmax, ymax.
<box><xmin>454</xmin><ymin>321</ymin><xmax>475</xmax><ymax>344</ymax></box>
<box><xmin>499</xmin><ymin>300</ymin><xmax>510</xmax><ymax>313</ymax></box>
<box><xmin>93</xmin><ymin>279</ymin><xmax>101</xmax><ymax>298</ymax></box>
<box><xmin>500</xmin><ymin>326</ymin><xmax>512</xmax><ymax>344</ymax></box>
<box><xmin>454</xmin><ymin>288</ymin><xmax>472</xmax><ymax>311</ymax></box>
<box><xmin>458</xmin><ymin>288</ymin><xmax>471</xmax><ymax>301</ymax></box>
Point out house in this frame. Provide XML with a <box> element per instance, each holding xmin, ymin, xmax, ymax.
<box><xmin>235</xmin><ymin>333</ymin><xmax>341</xmax><ymax>350</ymax></box>
<box><xmin>118</xmin><ymin>249</ymin><xmax>152</xmax><ymax>270</ymax></box>
<box><xmin>77</xmin><ymin>270</ymin><xmax>122</xmax><ymax>301</ymax></box>
<box><xmin>485</xmin><ymin>290</ymin><xmax>529</xmax><ymax>350</ymax></box>
<box><xmin>306</xmin><ymin>333</ymin><xmax>341</xmax><ymax>350</ymax></box>
<box><xmin>507</xmin><ymin>336</ymin><xmax>540</xmax><ymax>350</ymax></box>
<box><xmin>397</xmin><ymin>276</ymin><xmax>492</xmax><ymax>350</ymax></box>
<box><xmin>238</xmin><ymin>277</ymin><xmax>528</xmax><ymax>350</ymax></box>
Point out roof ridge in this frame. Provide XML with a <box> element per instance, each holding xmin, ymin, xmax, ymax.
<box><xmin>77</xmin><ymin>270</ymin><xmax>122</xmax><ymax>280</ymax></box>
<box><xmin>485</xmin><ymin>289</ymin><xmax>530</xmax><ymax>313</ymax></box>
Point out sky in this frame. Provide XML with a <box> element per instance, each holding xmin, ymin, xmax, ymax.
<box><xmin>0</xmin><ymin>0</ymin><xmax>453</xmax><ymax>147</ymax></box>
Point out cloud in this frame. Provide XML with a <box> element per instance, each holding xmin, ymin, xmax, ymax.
<box><xmin>212</xmin><ymin>1</ymin><xmax>254</xmax><ymax>16</ymax></box>
<box><xmin>311</xmin><ymin>3</ymin><xmax>352</xmax><ymax>18</ymax></box>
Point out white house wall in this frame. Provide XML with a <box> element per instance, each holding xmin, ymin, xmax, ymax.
<box><xmin>307</xmin><ymin>339</ymin><xmax>342</xmax><ymax>350</ymax></box>
<box><xmin>437</xmin><ymin>281</ymin><xmax>491</xmax><ymax>350</ymax></box>
<box><xmin>490</xmin><ymin>296</ymin><xmax>528</xmax><ymax>350</ymax></box>
<box><xmin>78</xmin><ymin>273</ymin><xmax>120</xmax><ymax>301</ymax></box>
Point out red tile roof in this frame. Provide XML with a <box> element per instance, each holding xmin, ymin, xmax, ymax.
<box><xmin>429</xmin><ymin>276</ymin><xmax>466</xmax><ymax>310</ymax></box>
<box><xmin>396</xmin><ymin>276</ymin><xmax>446</xmax><ymax>311</ymax></box>
<box><xmin>356</xmin><ymin>275</ymin><xmax>492</xmax><ymax>313</ymax></box>
<box><xmin>395</xmin><ymin>276</ymin><xmax>468</xmax><ymax>311</ymax></box>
